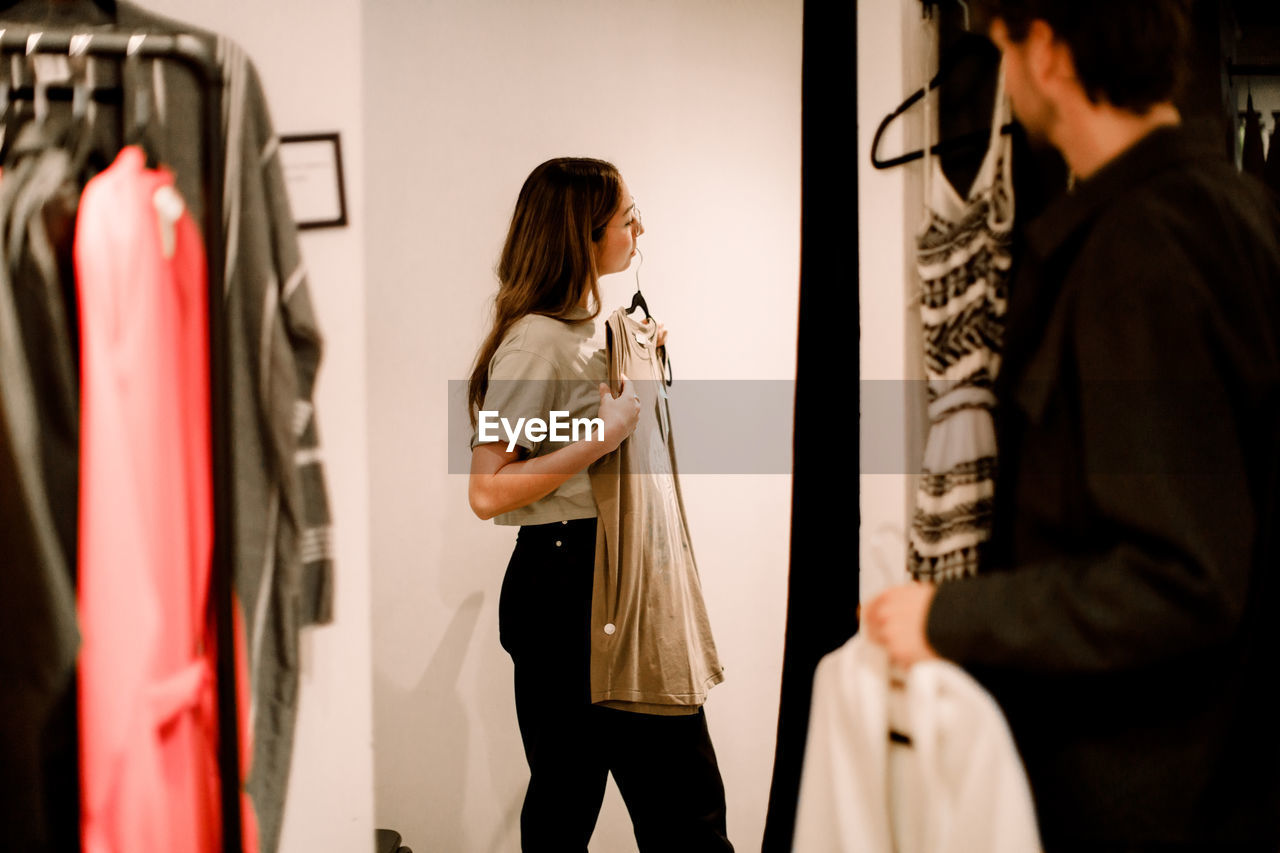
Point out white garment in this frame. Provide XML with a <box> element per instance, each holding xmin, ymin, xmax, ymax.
<box><xmin>793</xmin><ymin>635</ymin><xmax>1040</xmax><ymax>853</ymax></box>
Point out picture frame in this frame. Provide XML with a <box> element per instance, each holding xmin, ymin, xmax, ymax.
<box><xmin>278</xmin><ymin>132</ymin><xmax>349</xmax><ymax>230</ymax></box>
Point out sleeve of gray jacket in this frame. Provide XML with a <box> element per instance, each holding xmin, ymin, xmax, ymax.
<box><xmin>219</xmin><ymin>38</ymin><xmax>337</xmax><ymax>853</ymax></box>
<box><xmin>249</xmin><ymin>54</ymin><xmax>335</xmax><ymax>627</ymax></box>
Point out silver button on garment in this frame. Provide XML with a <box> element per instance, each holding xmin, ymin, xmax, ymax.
<box><xmin>555</xmin><ymin>540</ymin><xmax>562</xmax><ymax>547</ymax></box>
<box><xmin>603</xmin><ymin>623</ymin><xmax>616</xmax><ymax>635</ymax></box>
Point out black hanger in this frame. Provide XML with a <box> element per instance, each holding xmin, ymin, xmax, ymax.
<box><xmin>0</xmin><ymin>79</ymin><xmax>14</xmax><ymax>163</ymax></box>
<box><xmin>870</xmin><ymin>65</ymin><xmax>1015</xmax><ymax>170</ymax></box>
<box><xmin>870</xmin><ymin>17</ymin><xmax>1013</xmax><ymax>170</ymax></box>
<box><xmin>0</xmin><ymin>45</ymin><xmax>85</xmax><ymax>166</ymax></box>
<box><xmin>626</xmin><ymin>287</ymin><xmax>650</xmax><ymax>321</ymax></box>
<box><xmin>0</xmin><ymin>51</ymin><xmax>34</xmax><ymax>162</ymax></box>
<box><xmin>0</xmin><ymin>41</ymin><xmax>125</xmax><ymax>166</ymax></box>
<box><xmin>122</xmin><ymin>41</ymin><xmax>161</xmax><ymax>169</ymax></box>
<box><xmin>67</xmin><ymin>51</ymin><xmax>116</xmax><ymax>179</ymax></box>
<box><xmin>888</xmin><ymin>674</ymin><xmax>913</xmax><ymax>746</ymax></box>
<box><xmin>625</xmin><ymin>247</ymin><xmax>650</xmax><ymax>320</ymax></box>
<box><xmin>623</xmin><ymin>249</ymin><xmax>673</xmax><ymax>385</ymax></box>
<box><xmin>919</xmin><ymin>0</ymin><xmax>971</xmax><ymax>31</ymax></box>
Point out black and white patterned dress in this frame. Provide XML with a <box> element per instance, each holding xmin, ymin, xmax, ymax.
<box><xmin>909</xmin><ymin>64</ymin><xmax>1014</xmax><ymax>582</ymax></box>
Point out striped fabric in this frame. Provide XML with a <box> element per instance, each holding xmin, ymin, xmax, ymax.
<box><xmin>908</xmin><ymin>64</ymin><xmax>1013</xmax><ymax>583</ymax></box>
<box><xmin>213</xmin><ymin>35</ymin><xmax>335</xmax><ymax>853</ymax></box>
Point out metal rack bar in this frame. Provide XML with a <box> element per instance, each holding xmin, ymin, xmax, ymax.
<box><xmin>1229</xmin><ymin>62</ymin><xmax>1280</xmax><ymax>77</ymax></box>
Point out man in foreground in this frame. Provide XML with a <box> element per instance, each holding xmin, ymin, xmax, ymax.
<box><xmin>867</xmin><ymin>2</ymin><xmax>1280</xmax><ymax>850</ymax></box>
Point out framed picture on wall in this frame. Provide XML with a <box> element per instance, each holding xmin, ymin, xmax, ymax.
<box><xmin>279</xmin><ymin>132</ymin><xmax>349</xmax><ymax>230</ymax></box>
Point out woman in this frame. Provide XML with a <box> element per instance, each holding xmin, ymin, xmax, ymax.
<box><xmin>468</xmin><ymin>158</ymin><xmax>733</xmax><ymax>852</ymax></box>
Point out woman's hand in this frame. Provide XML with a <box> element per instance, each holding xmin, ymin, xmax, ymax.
<box><xmin>469</xmin><ymin>378</ymin><xmax>637</xmax><ymax>519</ymax></box>
<box><xmin>468</xmin><ymin>378</ymin><xmax>640</xmax><ymax>521</ymax></box>
<box><xmin>644</xmin><ymin>317</ymin><xmax>667</xmax><ymax>347</ymax></box>
<box><xmin>597</xmin><ymin>373</ymin><xmax>641</xmax><ymax>450</ymax></box>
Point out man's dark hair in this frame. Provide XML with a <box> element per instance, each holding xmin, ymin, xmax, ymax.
<box><xmin>978</xmin><ymin>0</ymin><xmax>1191</xmax><ymax>112</ymax></box>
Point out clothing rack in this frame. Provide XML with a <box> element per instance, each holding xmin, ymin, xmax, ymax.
<box><xmin>0</xmin><ymin>28</ymin><xmax>242</xmax><ymax>853</ymax></box>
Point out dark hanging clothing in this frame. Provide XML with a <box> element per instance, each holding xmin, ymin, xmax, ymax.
<box><xmin>5</xmin><ymin>119</ymin><xmax>86</xmax><ymax>557</ymax></box>
<box><xmin>0</xmin><ymin>125</ymin><xmax>84</xmax><ymax>853</ymax></box>
<box><xmin>1265</xmin><ymin>112</ymin><xmax>1280</xmax><ymax>200</ymax></box>
<box><xmin>0</xmin><ymin>105</ymin><xmax>109</xmax><ymax>850</ymax></box>
<box><xmin>927</xmin><ymin>124</ymin><xmax>1280</xmax><ymax>849</ymax></box>
<box><xmin>1242</xmin><ymin>95</ymin><xmax>1267</xmax><ymax>178</ymax></box>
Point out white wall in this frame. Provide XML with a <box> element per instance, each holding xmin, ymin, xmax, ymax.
<box><xmin>363</xmin><ymin>1</ymin><xmax>801</xmax><ymax>850</ymax></box>
<box><xmin>139</xmin><ymin>2</ymin><xmax>375</xmax><ymax>851</ymax></box>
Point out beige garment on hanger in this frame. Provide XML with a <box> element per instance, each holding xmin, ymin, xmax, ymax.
<box><xmin>588</xmin><ymin>307</ymin><xmax>724</xmax><ymax>715</ymax></box>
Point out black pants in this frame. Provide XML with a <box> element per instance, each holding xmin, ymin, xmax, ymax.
<box><xmin>499</xmin><ymin>518</ymin><xmax>733</xmax><ymax>853</ymax></box>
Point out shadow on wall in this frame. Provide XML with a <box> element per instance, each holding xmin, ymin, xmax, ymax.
<box><xmin>475</xmin><ymin>619</ymin><xmax>526</xmax><ymax>852</ymax></box>
<box><xmin>481</xmin><ymin>784</ymin><xmax>523</xmax><ymax>853</ymax></box>
<box><xmin>375</xmin><ymin>591</ymin><xmax>487</xmax><ymax>847</ymax></box>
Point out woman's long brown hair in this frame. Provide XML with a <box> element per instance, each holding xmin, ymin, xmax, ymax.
<box><xmin>468</xmin><ymin>158</ymin><xmax>622</xmax><ymax>426</ymax></box>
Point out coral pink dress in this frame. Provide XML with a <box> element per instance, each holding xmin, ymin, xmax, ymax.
<box><xmin>75</xmin><ymin>145</ymin><xmax>256</xmax><ymax>853</ymax></box>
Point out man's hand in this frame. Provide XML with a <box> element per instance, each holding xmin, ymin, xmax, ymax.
<box><xmin>864</xmin><ymin>582</ymin><xmax>941</xmax><ymax>667</ymax></box>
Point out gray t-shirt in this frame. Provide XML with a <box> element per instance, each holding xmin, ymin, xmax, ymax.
<box><xmin>471</xmin><ymin>310</ymin><xmax>608</xmax><ymax>526</ymax></box>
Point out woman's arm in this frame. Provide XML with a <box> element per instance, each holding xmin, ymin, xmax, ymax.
<box><xmin>468</xmin><ymin>377</ymin><xmax>640</xmax><ymax>520</ymax></box>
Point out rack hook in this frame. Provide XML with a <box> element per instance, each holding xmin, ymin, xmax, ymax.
<box><xmin>70</xmin><ymin>33</ymin><xmax>93</xmax><ymax>57</ymax></box>
<box><xmin>69</xmin><ymin>33</ymin><xmax>93</xmax><ymax>119</ymax></box>
<box><xmin>26</xmin><ymin>32</ymin><xmax>50</xmax><ymax>123</ymax></box>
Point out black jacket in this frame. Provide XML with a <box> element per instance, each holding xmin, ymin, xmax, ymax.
<box><xmin>928</xmin><ymin>124</ymin><xmax>1280</xmax><ymax>848</ymax></box>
